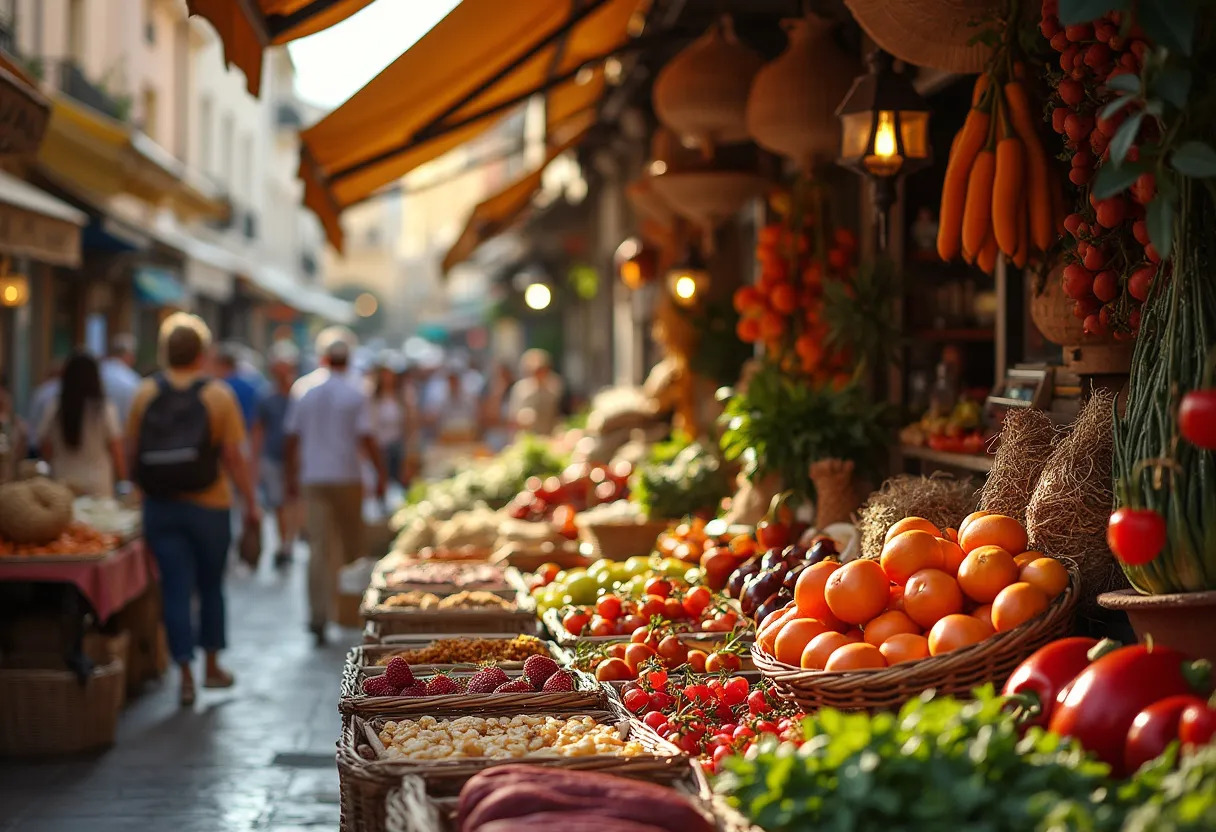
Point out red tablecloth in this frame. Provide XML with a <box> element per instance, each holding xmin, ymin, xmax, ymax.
<box><xmin>0</xmin><ymin>540</ymin><xmax>154</xmax><ymax>622</ymax></box>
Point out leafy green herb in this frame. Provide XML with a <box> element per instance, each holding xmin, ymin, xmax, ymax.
<box><xmin>631</xmin><ymin>435</ymin><xmax>731</xmax><ymax>520</ymax></box>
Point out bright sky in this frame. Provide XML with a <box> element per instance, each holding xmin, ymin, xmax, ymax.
<box><xmin>287</xmin><ymin>0</ymin><xmax>461</xmax><ymax>110</ymax></box>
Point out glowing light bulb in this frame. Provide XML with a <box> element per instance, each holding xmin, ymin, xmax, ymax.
<box><xmin>673</xmin><ymin>275</ymin><xmax>697</xmax><ymax>301</ymax></box>
<box><xmin>874</xmin><ymin>111</ymin><xmax>897</xmax><ymax>158</ymax></box>
<box><xmin>2</xmin><ymin>287</ymin><xmax>15</xmax><ymax>304</ymax></box>
<box><xmin>524</xmin><ymin>283</ymin><xmax>551</xmax><ymax>310</ymax></box>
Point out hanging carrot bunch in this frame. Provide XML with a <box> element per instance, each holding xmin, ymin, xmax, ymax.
<box><xmin>732</xmin><ymin>187</ymin><xmax>858</xmax><ymax>385</ymax></box>
<box><xmin>938</xmin><ymin>13</ymin><xmax>1064</xmax><ymax>274</ymax></box>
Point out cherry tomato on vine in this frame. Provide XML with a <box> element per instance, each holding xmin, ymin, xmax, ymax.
<box><xmin>1107</xmin><ymin>507</ymin><xmax>1167</xmax><ymax>566</ymax></box>
<box><xmin>1180</xmin><ymin>702</ymin><xmax>1216</xmax><ymax>749</ymax></box>
<box><xmin>1179</xmin><ymin>390</ymin><xmax>1216</xmax><ymax>450</ymax></box>
<box><xmin>682</xmin><ymin>586</ymin><xmax>713</xmax><ymax>618</ymax></box>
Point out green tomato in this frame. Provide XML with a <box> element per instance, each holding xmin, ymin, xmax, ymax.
<box><xmin>595</xmin><ymin>571</ymin><xmax>617</xmax><ymax>590</ymax></box>
<box><xmin>660</xmin><ymin>558</ymin><xmax>689</xmax><ymax>578</ymax></box>
<box><xmin>622</xmin><ymin>575</ymin><xmax>648</xmax><ymax>598</ymax></box>
<box><xmin>587</xmin><ymin>559</ymin><xmax>614</xmax><ymax>578</ymax></box>
<box><xmin>564</xmin><ymin>574</ymin><xmax>600</xmax><ymax>606</ymax></box>
<box><xmin>623</xmin><ymin>556</ymin><xmax>652</xmax><ymax>577</ymax></box>
<box><xmin>684</xmin><ymin>567</ymin><xmax>704</xmax><ymax>585</ymax></box>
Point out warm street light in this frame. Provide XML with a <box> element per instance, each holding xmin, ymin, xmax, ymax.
<box><xmin>524</xmin><ymin>282</ymin><xmax>552</xmax><ymax>310</ymax></box>
<box><xmin>0</xmin><ymin>273</ymin><xmax>28</xmax><ymax>308</ymax></box>
<box><xmin>836</xmin><ymin>49</ymin><xmax>931</xmax><ymax>251</ymax></box>
<box><xmin>666</xmin><ymin>245</ymin><xmax>708</xmax><ymax>307</ymax></box>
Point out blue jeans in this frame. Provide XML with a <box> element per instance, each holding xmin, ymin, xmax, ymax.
<box><xmin>143</xmin><ymin>499</ymin><xmax>232</xmax><ymax>664</ymax></box>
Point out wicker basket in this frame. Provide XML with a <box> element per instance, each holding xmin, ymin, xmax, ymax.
<box><xmin>0</xmin><ymin>654</ymin><xmax>125</xmax><ymax>756</ymax></box>
<box><xmin>351</xmin><ymin>636</ymin><xmax>563</xmax><ymax>672</ymax></box>
<box><xmin>338</xmin><ymin>709</ymin><xmax>689</xmax><ymax>832</ymax></box>
<box><xmin>751</xmin><ymin>561</ymin><xmax>1080</xmax><ymax>711</ymax></box>
<box><xmin>579</xmin><ymin>519</ymin><xmax>671</xmax><ymax>560</ymax></box>
<box><xmin>339</xmin><ymin>661</ymin><xmax>608</xmax><ymax>716</ymax></box>
<box><xmin>362</xmin><ymin>588</ymin><xmax>541</xmax><ymax>638</ymax></box>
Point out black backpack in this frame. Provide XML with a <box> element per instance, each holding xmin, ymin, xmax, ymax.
<box><xmin>135</xmin><ymin>375</ymin><xmax>220</xmax><ymax>498</ymax></box>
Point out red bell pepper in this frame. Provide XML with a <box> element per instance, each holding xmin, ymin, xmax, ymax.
<box><xmin>1124</xmin><ymin>694</ymin><xmax>1208</xmax><ymax>774</ymax></box>
<box><xmin>1001</xmin><ymin>637</ymin><xmax>1104</xmax><ymax>728</ymax></box>
<box><xmin>1048</xmin><ymin>643</ymin><xmax>1213</xmax><ymax>775</ymax></box>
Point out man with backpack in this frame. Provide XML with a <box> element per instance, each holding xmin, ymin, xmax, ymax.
<box><xmin>126</xmin><ymin>312</ymin><xmax>260</xmax><ymax>707</ymax></box>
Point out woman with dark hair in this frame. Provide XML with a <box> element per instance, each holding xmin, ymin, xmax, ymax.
<box><xmin>38</xmin><ymin>352</ymin><xmax>127</xmax><ymax>497</ymax></box>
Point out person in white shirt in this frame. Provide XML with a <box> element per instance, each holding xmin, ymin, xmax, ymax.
<box><xmin>368</xmin><ymin>359</ymin><xmax>407</xmax><ymax>488</ymax></box>
<box><xmin>38</xmin><ymin>352</ymin><xmax>127</xmax><ymax>498</ymax></box>
<box><xmin>27</xmin><ymin>361</ymin><xmax>62</xmax><ymax>447</ymax></box>
<box><xmin>283</xmin><ymin>328</ymin><xmax>386</xmax><ymax>645</ymax></box>
<box><xmin>100</xmin><ymin>333</ymin><xmax>142</xmax><ymax>428</ymax></box>
<box><xmin>507</xmin><ymin>349</ymin><xmax>564</xmax><ymax>436</ymax></box>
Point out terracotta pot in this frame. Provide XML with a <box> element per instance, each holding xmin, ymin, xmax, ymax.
<box><xmin>653</xmin><ymin>16</ymin><xmax>764</xmax><ymax>152</ymax></box>
<box><xmin>746</xmin><ymin>14</ymin><xmax>858</xmax><ymax>171</ymax></box>
<box><xmin>1097</xmin><ymin>588</ymin><xmax>1216</xmax><ymax>663</ymax></box>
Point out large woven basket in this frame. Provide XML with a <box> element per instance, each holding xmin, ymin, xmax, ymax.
<box><xmin>579</xmin><ymin>519</ymin><xmax>670</xmax><ymax>560</ymax></box>
<box><xmin>752</xmin><ymin>561</ymin><xmax>1080</xmax><ymax>711</ymax></box>
<box><xmin>338</xmin><ymin>661</ymin><xmax>607</xmax><ymax>717</ymax></box>
<box><xmin>0</xmin><ymin>654</ymin><xmax>125</xmax><ymax>756</ymax></box>
<box><xmin>362</xmin><ymin>588</ymin><xmax>541</xmax><ymax>638</ymax></box>
<box><xmin>338</xmin><ymin>709</ymin><xmax>689</xmax><ymax>832</ymax></box>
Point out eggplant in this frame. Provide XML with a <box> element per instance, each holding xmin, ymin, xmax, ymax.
<box><xmin>726</xmin><ymin>556</ymin><xmax>762</xmax><ymax>599</ymax></box>
<box><xmin>753</xmin><ymin>591</ymin><xmax>792</xmax><ymax>622</ymax></box>
<box><xmin>760</xmin><ymin>548</ymin><xmax>786</xmax><ymax>571</ymax></box>
<box><xmin>807</xmin><ymin>538</ymin><xmax>839</xmax><ymax>566</ymax></box>
<box><xmin>782</xmin><ymin>545</ymin><xmax>808</xmax><ymax>566</ymax></box>
<box><xmin>741</xmin><ymin>567</ymin><xmax>786</xmax><ymax>617</ymax></box>
<box><xmin>782</xmin><ymin>561</ymin><xmax>808</xmax><ymax>591</ymax></box>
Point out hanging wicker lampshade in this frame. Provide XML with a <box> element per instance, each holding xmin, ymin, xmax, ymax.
<box><xmin>746</xmin><ymin>14</ymin><xmax>859</xmax><ymax>171</ymax></box>
<box><xmin>653</xmin><ymin>15</ymin><xmax>764</xmax><ymax>153</ymax></box>
<box><xmin>843</xmin><ymin>0</ymin><xmax>999</xmax><ymax>74</ymax></box>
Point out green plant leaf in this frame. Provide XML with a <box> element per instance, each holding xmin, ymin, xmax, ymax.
<box><xmin>1170</xmin><ymin>141</ymin><xmax>1216</xmax><ymax>178</ymax></box>
<box><xmin>1145</xmin><ymin>196</ymin><xmax>1174</xmax><ymax>258</ymax></box>
<box><xmin>1151</xmin><ymin>67</ymin><xmax>1191</xmax><ymax>109</ymax></box>
<box><xmin>1058</xmin><ymin>0</ymin><xmax>1126</xmax><ymax>26</ymax></box>
<box><xmin>1092</xmin><ymin>162</ymin><xmax>1145</xmax><ymax>199</ymax></box>
<box><xmin>1099</xmin><ymin>95</ymin><xmax>1136</xmax><ymax>120</ymax></box>
<box><xmin>1136</xmin><ymin>0</ymin><xmax>1196</xmax><ymax>56</ymax></box>
<box><xmin>1105</xmin><ymin>73</ymin><xmax>1141</xmax><ymax>94</ymax></box>
<box><xmin>1109</xmin><ymin>111</ymin><xmax>1144</xmax><ymax>167</ymax></box>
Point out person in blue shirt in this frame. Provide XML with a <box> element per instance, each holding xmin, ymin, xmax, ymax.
<box><xmin>214</xmin><ymin>346</ymin><xmax>260</xmax><ymax>431</ymax></box>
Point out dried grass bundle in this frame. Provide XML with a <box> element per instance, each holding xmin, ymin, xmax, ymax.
<box><xmin>857</xmin><ymin>474</ymin><xmax>979</xmax><ymax>559</ymax></box>
<box><xmin>979</xmin><ymin>409</ymin><xmax>1060</xmax><ymax>522</ymax></box>
<box><xmin>1024</xmin><ymin>390</ymin><xmax>1129</xmax><ymax>613</ymax></box>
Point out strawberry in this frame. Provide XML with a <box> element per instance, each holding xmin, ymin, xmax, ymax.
<box><xmin>424</xmin><ymin>674</ymin><xmax>462</xmax><ymax>696</ymax></box>
<box><xmin>466</xmin><ymin>666</ymin><xmax>510</xmax><ymax>693</ymax></box>
<box><xmin>541</xmin><ymin>671</ymin><xmax>575</xmax><ymax>692</ymax></box>
<box><xmin>383</xmin><ymin>657</ymin><xmax>415</xmax><ymax>689</ymax></box>
<box><xmin>523</xmin><ymin>655</ymin><xmax>560</xmax><ymax>688</ymax></box>
<box><xmin>361</xmin><ymin>676</ymin><xmax>395</xmax><ymax>696</ymax></box>
<box><xmin>494</xmin><ymin>679</ymin><xmax>535</xmax><ymax>693</ymax></box>
<box><xmin>399</xmin><ymin>683</ymin><xmax>427</xmax><ymax>697</ymax></box>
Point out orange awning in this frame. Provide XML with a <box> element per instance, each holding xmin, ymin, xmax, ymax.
<box><xmin>442</xmin><ymin>118</ymin><xmax>593</xmax><ymax>274</ymax></box>
<box><xmin>299</xmin><ymin>0</ymin><xmax>643</xmax><ymax>251</ymax></box>
<box><xmin>186</xmin><ymin>0</ymin><xmax>375</xmax><ymax>96</ymax></box>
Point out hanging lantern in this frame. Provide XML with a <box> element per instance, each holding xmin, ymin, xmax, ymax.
<box><xmin>666</xmin><ymin>244</ymin><xmax>709</xmax><ymax>307</ymax></box>
<box><xmin>835</xmin><ymin>50</ymin><xmax>932</xmax><ymax>251</ymax></box>
<box><xmin>653</xmin><ymin>16</ymin><xmax>764</xmax><ymax>154</ymax></box>
<box><xmin>746</xmin><ymin>14</ymin><xmax>859</xmax><ymax>172</ymax></box>
<box><xmin>0</xmin><ymin>259</ymin><xmax>28</xmax><ymax>308</ymax></box>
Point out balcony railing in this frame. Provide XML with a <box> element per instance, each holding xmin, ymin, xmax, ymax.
<box><xmin>47</xmin><ymin>59</ymin><xmax>130</xmax><ymax>122</ymax></box>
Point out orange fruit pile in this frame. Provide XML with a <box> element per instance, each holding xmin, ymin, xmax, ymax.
<box><xmin>756</xmin><ymin>513</ymin><xmax>1069</xmax><ymax>672</ymax></box>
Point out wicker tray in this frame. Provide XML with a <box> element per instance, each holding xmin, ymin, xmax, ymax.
<box><xmin>351</xmin><ymin>636</ymin><xmax>564</xmax><ymax>671</ymax></box>
<box><xmin>338</xmin><ymin>709</ymin><xmax>690</xmax><ymax>832</ymax></box>
<box><xmin>751</xmin><ymin>561</ymin><xmax>1081</xmax><ymax>711</ymax></box>
<box><xmin>0</xmin><ymin>656</ymin><xmax>125</xmax><ymax>756</ymax></box>
<box><xmin>384</xmin><ymin>769</ymin><xmax>716</xmax><ymax>832</ymax></box>
<box><xmin>362</xmin><ymin>588</ymin><xmax>541</xmax><ymax>638</ymax></box>
<box><xmin>579</xmin><ymin>519</ymin><xmax>671</xmax><ymax>560</ymax></box>
<box><xmin>339</xmin><ymin>661</ymin><xmax>607</xmax><ymax>717</ymax></box>
<box><xmin>542</xmin><ymin>606</ymin><xmax>749</xmax><ymax>649</ymax></box>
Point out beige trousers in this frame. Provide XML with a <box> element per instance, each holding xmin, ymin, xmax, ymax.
<box><xmin>304</xmin><ymin>483</ymin><xmax>364</xmax><ymax>627</ymax></box>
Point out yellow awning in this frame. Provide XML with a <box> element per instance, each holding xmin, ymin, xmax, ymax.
<box><xmin>37</xmin><ymin>97</ymin><xmax>228</xmax><ymax>221</ymax></box>
<box><xmin>186</xmin><ymin>0</ymin><xmax>375</xmax><ymax>96</ymax></box>
<box><xmin>442</xmin><ymin>119</ymin><xmax>592</xmax><ymax>274</ymax></box>
<box><xmin>299</xmin><ymin>0</ymin><xmax>642</xmax><ymax>251</ymax></box>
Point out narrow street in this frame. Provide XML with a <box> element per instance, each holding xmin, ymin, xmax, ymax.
<box><xmin>0</xmin><ymin>553</ymin><xmax>352</xmax><ymax>832</ymax></box>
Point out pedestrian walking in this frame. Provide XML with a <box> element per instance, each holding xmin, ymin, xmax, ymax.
<box><xmin>127</xmin><ymin>313</ymin><xmax>260</xmax><ymax>707</ymax></box>
<box><xmin>368</xmin><ymin>359</ymin><xmax>407</xmax><ymax>491</ymax></box>
<box><xmin>100</xmin><ymin>333</ymin><xmax>142</xmax><ymax>427</ymax></box>
<box><xmin>252</xmin><ymin>341</ymin><xmax>299</xmax><ymax>568</ymax></box>
<box><xmin>284</xmin><ymin>327</ymin><xmax>386</xmax><ymax>646</ymax></box>
<box><xmin>37</xmin><ymin>352</ymin><xmax>127</xmax><ymax>498</ymax></box>
<box><xmin>213</xmin><ymin>345</ymin><xmax>261</xmax><ymax>431</ymax></box>
<box><xmin>508</xmin><ymin>349</ymin><xmax>564</xmax><ymax>436</ymax></box>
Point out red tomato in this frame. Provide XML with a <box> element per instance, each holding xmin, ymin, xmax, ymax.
<box><xmin>638</xmin><ymin>595</ymin><xmax>667</xmax><ymax>619</ymax></box>
<box><xmin>1107</xmin><ymin>507</ymin><xmax>1168</xmax><ymax>566</ymax></box>
<box><xmin>682</xmin><ymin>586</ymin><xmax>713</xmax><ymax>618</ymax></box>
<box><xmin>622</xmin><ymin>688</ymin><xmax>650</xmax><ymax>713</ymax></box>
<box><xmin>596</xmin><ymin>594</ymin><xmax>623</xmax><ymax>620</ymax></box>
<box><xmin>705</xmin><ymin>651</ymin><xmax>743</xmax><ymax>673</ymax></box>
<box><xmin>1180</xmin><ymin>390</ymin><xmax>1216</xmax><ymax>449</ymax></box>
<box><xmin>631</xmin><ymin>626</ymin><xmax>661</xmax><ymax>649</ymax></box>
<box><xmin>1180</xmin><ymin>703</ymin><xmax>1216</xmax><ymax>749</ymax></box>
<box><xmin>644</xmin><ymin>577</ymin><xmax>673</xmax><ymax>598</ymax></box>
<box><xmin>1001</xmin><ymin>637</ymin><xmax>1101</xmax><ymax>728</ymax></box>
<box><xmin>1125</xmin><ymin>695</ymin><xmax>1208</xmax><ymax>774</ymax></box>
<box><xmin>595</xmin><ymin>658</ymin><xmax>635</xmax><ymax>682</ymax></box>
<box><xmin>662</xmin><ymin>597</ymin><xmax>686</xmax><ymax>622</ymax></box>
<box><xmin>657</xmin><ymin>634</ymin><xmax>689</xmax><ymax>668</ymax></box>
<box><xmin>686</xmin><ymin>649</ymin><xmax>708</xmax><ymax>673</ymax></box>
<box><xmin>562</xmin><ymin>610</ymin><xmax>590</xmax><ymax>636</ymax></box>
<box><xmin>756</xmin><ymin>520</ymin><xmax>791</xmax><ymax>550</ymax></box>
<box><xmin>588</xmin><ymin>615</ymin><xmax>615</xmax><ymax>637</ymax></box>
<box><xmin>1049</xmin><ymin>644</ymin><xmax>1214</xmax><ymax>774</ymax></box>
<box><xmin>619</xmin><ymin>613</ymin><xmax>647</xmax><ymax>634</ymax></box>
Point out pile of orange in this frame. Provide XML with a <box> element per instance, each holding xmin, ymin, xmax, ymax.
<box><xmin>755</xmin><ymin>512</ymin><xmax>1070</xmax><ymax>672</ymax></box>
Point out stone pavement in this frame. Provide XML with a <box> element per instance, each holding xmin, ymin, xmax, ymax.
<box><xmin>0</xmin><ymin>549</ymin><xmax>358</xmax><ymax>832</ymax></box>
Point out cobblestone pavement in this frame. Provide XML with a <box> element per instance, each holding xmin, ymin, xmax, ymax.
<box><xmin>0</xmin><ymin>547</ymin><xmax>356</xmax><ymax>832</ymax></box>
